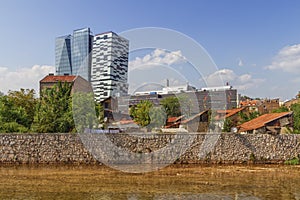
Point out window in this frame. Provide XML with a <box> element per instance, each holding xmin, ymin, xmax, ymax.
<box><xmin>103</xmin><ymin>35</ymin><xmax>108</xmax><ymax>39</ymax></box>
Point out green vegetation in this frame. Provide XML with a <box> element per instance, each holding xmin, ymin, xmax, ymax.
<box><xmin>0</xmin><ymin>82</ymin><xmax>104</xmax><ymax>133</ymax></box>
<box><xmin>284</xmin><ymin>157</ymin><xmax>300</xmax><ymax>165</ymax></box>
<box><xmin>291</xmin><ymin>103</ymin><xmax>300</xmax><ymax>134</ymax></box>
<box><xmin>160</xmin><ymin>96</ymin><xmax>181</xmax><ymax>117</ymax></box>
<box><xmin>272</xmin><ymin>106</ymin><xmax>289</xmax><ymax>113</ymax></box>
<box><xmin>31</xmin><ymin>82</ymin><xmax>74</xmax><ymax>133</ymax></box>
<box><xmin>130</xmin><ymin>100</ymin><xmax>152</xmax><ymax>127</ymax></box>
<box><xmin>130</xmin><ymin>100</ymin><xmax>167</xmax><ymax>130</ymax></box>
<box><xmin>239</xmin><ymin>111</ymin><xmax>260</xmax><ymax>123</ymax></box>
<box><xmin>0</xmin><ymin>89</ymin><xmax>36</xmax><ymax>133</ymax></box>
<box><xmin>249</xmin><ymin>153</ymin><xmax>256</xmax><ymax>162</ymax></box>
<box><xmin>72</xmin><ymin>92</ymin><xmax>104</xmax><ymax>132</ymax></box>
<box><xmin>222</xmin><ymin>118</ymin><xmax>233</xmax><ymax>132</ymax></box>
<box><xmin>149</xmin><ymin>106</ymin><xmax>167</xmax><ymax>129</ymax></box>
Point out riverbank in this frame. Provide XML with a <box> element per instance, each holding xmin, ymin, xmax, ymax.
<box><xmin>0</xmin><ymin>133</ymin><xmax>299</xmax><ymax>165</ymax></box>
<box><xmin>0</xmin><ymin>164</ymin><xmax>299</xmax><ymax>199</ymax></box>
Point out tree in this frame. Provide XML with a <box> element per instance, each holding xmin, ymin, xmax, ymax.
<box><xmin>239</xmin><ymin>111</ymin><xmax>260</xmax><ymax>123</ymax></box>
<box><xmin>7</xmin><ymin>89</ymin><xmax>37</xmax><ymax>128</ymax></box>
<box><xmin>160</xmin><ymin>96</ymin><xmax>181</xmax><ymax>117</ymax></box>
<box><xmin>291</xmin><ymin>103</ymin><xmax>300</xmax><ymax>134</ymax></box>
<box><xmin>177</xmin><ymin>93</ymin><xmax>199</xmax><ymax>118</ymax></box>
<box><xmin>222</xmin><ymin>118</ymin><xmax>233</xmax><ymax>132</ymax></box>
<box><xmin>72</xmin><ymin>92</ymin><xmax>103</xmax><ymax>132</ymax></box>
<box><xmin>0</xmin><ymin>89</ymin><xmax>37</xmax><ymax>133</ymax></box>
<box><xmin>31</xmin><ymin>82</ymin><xmax>74</xmax><ymax>133</ymax></box>
<box><xmin>149</xmin><ymin>106</ymin><xmax>167</xmax><ymax>129</ymax></box>
<box><xmin>130</xmin><ymin>100</ymin><xmax>153</xmax><ymax>127</ymax></box>
<box><xmin>272</xmin><ymin>106</ymin><xmax>289</xmax><ymax>113</ymax></box>
<box><xmin>0</xmin><ymin>96</ymin><xmax>28</xmax><ymax>132</ymax></box>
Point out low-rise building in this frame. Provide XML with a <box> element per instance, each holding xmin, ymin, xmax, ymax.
<box><xmin>40</xmin><ymin>74</ymin><xmax>92</xmax><ymax>95</ymax></box>
<box><xmin>181</xmin><ymin>110</ymin><xmax>209</xmax><ymax>132</ymax></box>
<box><xmin>237</xmin><ymin>112</ymin><xmax>293</xmax><ymax>134</ymax></box>
<box><xmin>240</xmin><ymin>98</ymin><xmax>280</xmax><ymax>114</ymax></box>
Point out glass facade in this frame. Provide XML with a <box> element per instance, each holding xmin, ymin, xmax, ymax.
<box><xmin>71</xmin><ymin>28</ymin><xmax>93</xmax><ymax>81</ymax></box>
<box><xmin>55</xmin><ymin>35</ymin><xmax>72</xmax><ymax>75</ymax></box>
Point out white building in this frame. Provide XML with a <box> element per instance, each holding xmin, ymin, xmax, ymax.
<box><xmin>134</xmin><ymin>83</ymin><xmax>196</xmax><ymax>95</ymax></box>
<box><xmin>91</xmin><ymin>32</ymin><xmax>129</xmax><ymax>102</ymax></box>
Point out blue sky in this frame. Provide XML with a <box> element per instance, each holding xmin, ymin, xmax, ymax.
<box><xmin>1</xmin><ymin>0</ymin><xmax>300</xmax><ymax>100</ymax></box>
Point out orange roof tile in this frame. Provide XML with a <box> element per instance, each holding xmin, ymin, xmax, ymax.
<box><xmin>238</xmin><ymin>111</ymin><xmax>292</xmax><ymax>132</ymax></box>
<box><xmin>215</xmin><ymin>107</ymin><xmax>246</xmax><ymax>120</ymax></box>
<box><xmin>181</xmin><ymin>110</ymin><xmax>208</xmax><ymax>124</ymax></box>
<box><xmin>119</xmin><ymin>119</ymin><xmax>136</xmax><ymax>125</ymax></box>
<box><xmin>240</xmin><ymin>100</ymin><xmax>259</xmax><ymax>106</ymax></box>
<box><xmin>225</xmin><ymin>107</ymin><xmax>246</xmax><ymax>118</ymax></box>
<box><xmin>167</xmin><ymin>115</ymin><xmax>184</xmax><ymax>123</ymax></box>
<box><xmin>40</xmin><ymin>75</ymin><xmax>77</xmax><ymax>83</ymax></box>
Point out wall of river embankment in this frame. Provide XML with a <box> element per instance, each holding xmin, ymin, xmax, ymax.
<box><xmin>0</xmin><ymin>133</ymin><xmax>299</xmax><ymax>164</ymax></box>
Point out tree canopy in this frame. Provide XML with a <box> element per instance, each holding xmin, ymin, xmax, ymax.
<box><xmin>160</xmin><ymin>96</ymin><xmax>181</xmax><ymax>117</ymax></box>
<box><xmin>0</xmin><ymin>89</ymin><xmax>36</xmax><ymax>133</ymax></box>
<box><xmin>31</xmin><ymin>82</ymin><xmax>74</xmax><ymax>133</ymax></box>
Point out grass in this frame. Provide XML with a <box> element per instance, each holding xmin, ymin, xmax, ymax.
<box><xmin>284</xmin><ymin>157</ymin><xmax>300</xmax><ymax>165</ymax></box>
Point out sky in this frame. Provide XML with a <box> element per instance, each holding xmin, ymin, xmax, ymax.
<box><xmin>1</xmin><ymin>0</ymin><xmax>300</xmax><ymax>101</ymax></box>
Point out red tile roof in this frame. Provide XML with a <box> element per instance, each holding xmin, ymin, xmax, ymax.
<box><xmin>240</xmin><ymin>100</ymin><xmax>259</xmax><ymax>106</ymax></box>
<box><xmin>238</xmin><ymin>111</ymin><xmax>292</xmax><ymax>132</ymax></box>
<box><xmin>215</xmin><ymin>107</ymin><xmax>246</xmax><ymax>120</ymax></box>
<box><xmin>181</xmin><ymin>110</ymin><xmax>208</xmax><ymax>124</ymax></box>
<box><xmin>119</xmin><ymin>119</ymin><xmax>136</xmax><ymax>125</ymax></box>
<box><xmin>40</xmin><ymin>75</ymin><xmax>77</xmax><ymax>83</ymax></box>
<box><xmin>167</xmin><ymin>115</ymin><xmax>184</xmax><ymax>123</ymax></box>
<box><xmin>225</xmin><ymin>107</ymin><xmax>246</xmax><ymax>118</ymax></box>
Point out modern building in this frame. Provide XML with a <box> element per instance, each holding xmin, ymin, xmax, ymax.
<box><xmin>55</xmin><ymin>35</ymin><xmax>72</xmax><ymax>75</ymax></box>
<box><xmin>71</xmin><ymin>28</ymin><xmax>93</xmax><ymax>82</ymax></box>
<box><xmin>55</xmin><ymin>28</ymin><xmax>93</xmax><ymax>82</ymax></box>
<box><xmin>134</xmin><ymin>83</ymin><xmax>196</xmax><ymax>96</ymax></box>
<box><xmin>114</xmin><ymin>85</ymin><xmax>238</xmax><ymax>116</ymax></box>
<box><xmin>91</xmin><ymin>31</ymin><xmax>129</xmax><ymax>102</ymax></box>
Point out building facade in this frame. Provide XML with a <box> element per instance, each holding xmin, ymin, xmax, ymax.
<box><xmin>71</xmin><ymin>28</ymin><xmax>93</xmax><ymax>82</ymax></box>
<box><xmin>91</xmin><ymin>31</ymin><xmax>129</xmax><ymax>102</ymax></box>
<box><xmin>39</xmin><ymin>74</ymin><xmax>91</xmax><ymax>95</ymax></box>
<box><xmin>55</xmin><ymin>35</ymin><xmax>72</xmax><ymax>75</ymax></box>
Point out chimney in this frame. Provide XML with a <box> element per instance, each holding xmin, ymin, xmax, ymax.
<box><xmin>166</xmin><ymin>79</ymin><xmax>169</xmax><ymax>87</ymax></box>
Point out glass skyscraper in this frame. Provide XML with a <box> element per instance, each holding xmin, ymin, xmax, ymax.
<box><xmin>55</xmin><ymin>35</ymin><xmax>72</xmax><ymax>75</ymax></box>
<box><xmin>55</xmin><ymin>28</ymin><xmax>129</xmax><ymax>102</ymax></box>
<box><xmin>71</xmin><ymin>28</ymin><xmax>93</xmax><ymax>82</ymax></box>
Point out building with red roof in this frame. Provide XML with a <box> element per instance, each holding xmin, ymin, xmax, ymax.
<box><xmin>39</xmin><ymin>74</ymin><xmax>92</xmax><ymax>95</ymax></box>
<box><xmin>238</xmin><ymin>111</ymin><xmax>293</xmax><ymax>134</ymax></box>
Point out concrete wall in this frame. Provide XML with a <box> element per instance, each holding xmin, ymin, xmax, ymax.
<box><xmin>0</xmin><ymin>133</ymin><xmax>299</xmax><ymax>164</ymax></box>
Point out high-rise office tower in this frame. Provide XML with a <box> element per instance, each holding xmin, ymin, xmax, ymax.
<box><xmin>55</xmin><ymin>35</ymin><xmax>72</xmax><ymax>75</ymax></box>
<box><xmin>91</xmin><ymin>31</ymin><xmax>129</xmax><ymax>102</ymax></box>
<box><xmin>71</xmin><ymin>28</ymin><xmax>93</xmax><ymax>82</ymax></box>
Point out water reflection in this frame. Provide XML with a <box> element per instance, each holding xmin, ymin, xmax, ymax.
<box><xmin>0</xmin><ymin>165</ymin><xmax>299</xmax><ymax>199</ymax></box>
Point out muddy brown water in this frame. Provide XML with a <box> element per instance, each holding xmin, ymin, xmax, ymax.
<box><xmin>0</xmin><ymin>164</ymin><xmax>299</xmax><ymax>200</ymax></box>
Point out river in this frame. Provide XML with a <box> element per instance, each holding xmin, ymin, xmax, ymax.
<box><xmin>0</xmin><ymin>164</ymin><xmax>299</xmax><ymax>199</ymax></box>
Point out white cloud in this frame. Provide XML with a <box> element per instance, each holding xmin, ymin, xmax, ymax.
<box><xmin>0</xmin><ymin>65</ymin><xmax>55</xmax><ymax>94</ymax></box>
<box><xmin>205</xmin><ymin>68</ymin><xmax>264</xmax><ymax>91</ymax></box>
<box><xmin>265</xmin><ymin>44</ymin><xmax>300</xmax><ymax>73</ymax></box>
<box><xmin>129</xmin><ymin>49</ymin><xmax>187</xmax><ymax>71</ymax></box>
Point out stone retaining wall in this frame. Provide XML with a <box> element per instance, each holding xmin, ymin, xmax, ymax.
<box><xmin>0</xmin><ymin>133</ymin><xmax>299</xmax><ymax>164</ymax></box>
